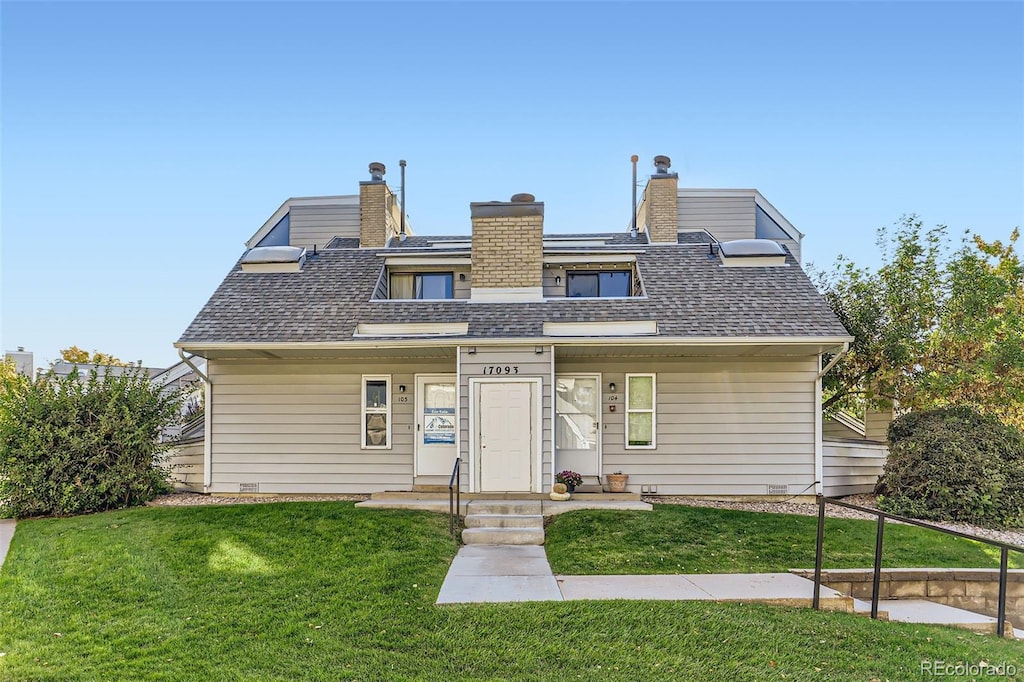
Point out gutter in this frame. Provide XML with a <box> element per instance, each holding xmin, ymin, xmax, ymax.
<box><xmin>178</xmin><ymin>349</ymin><xmax>213</xmax><ymax>491</ymax></box>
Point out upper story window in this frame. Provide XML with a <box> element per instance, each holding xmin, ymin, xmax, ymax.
<box><xmin>391</xmin><ymin>272</ymin><xmax>454</xmax><ymax>299</ymax></box>
<box><xmin>567</xmin><ymin>271</ymin><xmax>631</xmax><ymax>298</ymax></box>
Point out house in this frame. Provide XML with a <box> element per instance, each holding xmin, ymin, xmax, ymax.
<box><xmin>175</xmin><ymin>156</ymin><xmax>861</xmax><ymax>498</ymax></box>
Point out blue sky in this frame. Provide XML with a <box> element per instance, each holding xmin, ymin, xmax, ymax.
<box><xmin>2</xmin><ymin>1</ymin><xmax>1022</xmax><ymax>369</ymax></box>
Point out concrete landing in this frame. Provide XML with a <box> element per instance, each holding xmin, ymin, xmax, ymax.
<box><xmin>436</xmin><ymin>545</ymin><xmax>563</xmax><ymax>603</ymax></box>
<box><xmin>0</xmin><ymin>519</ymin><xmax>15</xmax><ymax>573</ymax></box>
<box><xmin>854</xmin><ymin>598</ymin><xmax>1023</xmax><ymax>637</ymax></box>
<box><xmin>357</xmin><ymin>496</ymin><xmax>651</xmax><ymax>516</ymax></box>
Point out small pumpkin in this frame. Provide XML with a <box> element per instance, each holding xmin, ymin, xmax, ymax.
<box><xmin>552</xmin><ymin>482</ymin><xmax>568</xmax><ymax>494</ymax></box>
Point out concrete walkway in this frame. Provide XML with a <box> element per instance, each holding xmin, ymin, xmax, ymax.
<box><xmin>0</xmin><ymin>519</ymin><xmax>16</xmax><ymax>573</ymax></box>
<box><xmin>437</xmin><ymin>545</ymin><xmax>563</xmax><ymax>603</ymax></box>
<box><xmin>435</xmin><ymin>544</ymin><xmax>1020</xmax><ymax>637</ymax></box>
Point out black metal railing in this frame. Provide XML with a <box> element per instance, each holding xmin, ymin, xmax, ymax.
<box><xmin>813</xmin><ymin>495</ymin><xmax>1023</xmax><ymax>637</ymax></box>
<box><xmin>448</xmin><ymin>457</ymin><xmax>462</xmax><ymax>539</ymax></box>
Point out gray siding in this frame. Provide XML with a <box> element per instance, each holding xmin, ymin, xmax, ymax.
<box><xmin>678</xmin><ymin>195</ymin><xmax>756</xmax><ymax>242</ymax></box>
<box><xmin>167</xmin><ymin>439</ymin><xmax>204</xmax><ymax>492</ymax></box>
<box><xmin>207</xmin><ymin>358</ymin><xmax>452</xmax><ymax>493</ymax></box>
<box><xmin>556</xmin><ymin>357</ymin><xmax>818</xmax><ymax>496</ymax></box>
<box><xmin>822</xmin><ymin>440</ymin><xmax>888</xmax><ymax>497</ymax></box>
<box><xmin>458</xmin><ymin>346</ymin><xmax>552</xmax><ymax>491</ymax></box>
<box><xmin>289</xmin><ymin>204</ymin><xmax>360</xmax><ymax>251</ymax></box>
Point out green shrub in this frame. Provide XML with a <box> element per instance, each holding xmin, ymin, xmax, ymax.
<box><xmin>0</xmin><ymin>365</ymin><xmax>181</xmax><ymax>518</ymax></box>
<box><xmin>876</xmin><ymin>407</ymin><xmax>1024</xmax><ymax>527</ymax></box>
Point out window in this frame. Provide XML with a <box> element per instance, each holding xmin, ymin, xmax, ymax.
<box><xmin>625</xmin><ymin>374</ymin><xmax>655</xmax><ymax>448</ymax></box>
<box><xmin>566</xmin><ymin>271</ymin><xmax>631</xmax><ymax>297</ymax></box>
<box><xmin>390</xmin><ymin>272</ymin><xmax>454</xmax><ymax>299</ymax></box>
<box><xmin>362</xmin><ymin>376</ymin><xmax>391</xmax><ymax>449</ymax></box>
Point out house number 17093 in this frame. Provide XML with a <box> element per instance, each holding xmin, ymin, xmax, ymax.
<box><xmin>482</xmin><ymin>366</ymin><xmax>519</xmax><ymax>375</ymax></box>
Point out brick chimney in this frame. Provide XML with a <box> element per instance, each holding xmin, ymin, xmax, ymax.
<box><xmin>470</xmin><ymin>193</ymin><xmax>544</xmax><ymax>301</ymax></box>
<box><xmin>642</xmin><ymin>155</ymin><xmax>678</xmax><ymax>244</ymax></box>
<box><xmin>360</xmin><ymin>162</ymin><xmax>399</xmax><ymax>248</ymax></box>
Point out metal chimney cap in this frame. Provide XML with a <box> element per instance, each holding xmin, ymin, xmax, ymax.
<box><xmin>653</xmin><ymin>155</ymin><xmax>672</xmax><ymax>174</ymax></box>
<box><xmin>368</xmin><ymin>162</ymin><xmax>386</xmax><ymax>181</ymax></box>
<box><xmin>511</xmin><ymin>193</ymin><xmax>535</xmax><ymax>203</ymax></box>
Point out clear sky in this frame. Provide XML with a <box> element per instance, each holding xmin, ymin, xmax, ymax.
<box><xmin>2</xmin><ymin>1</ymin><xmax>1022</xmax><ymax>370</ymax></box>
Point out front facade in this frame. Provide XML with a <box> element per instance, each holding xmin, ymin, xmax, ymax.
<box><xmin>176</xmin><ymin>157</ymin><xmax>852</xmax><ymax>497</ymax></box>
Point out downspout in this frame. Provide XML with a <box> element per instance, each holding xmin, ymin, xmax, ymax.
<box><xmin>815</xmin><ymin>342</ymin><xmax>850</xmax><ymax>495</ymax></box>
<box><xmin>178</xmin><ymin>349</ymin><xmax>213</xmax><ymax>492</ymax></box>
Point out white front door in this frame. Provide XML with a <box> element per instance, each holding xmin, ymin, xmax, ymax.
<box><xmin>476</xmin><ymin>380</ymin><xmax>536</xmax><ymax>492</ymax></box>
<box><xmin>555</xmin><ymin>374</ymin><xmax>601</xmax><ymax>477</ymax></box>
<box><xmin>415</xmin><ymin>375</ymin><xmax>457</xmax><ymax>476</ymax></box>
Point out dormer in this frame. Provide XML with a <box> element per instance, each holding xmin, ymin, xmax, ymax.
<box><xmin>243</xmin><ymin>162</ymin><xmax>408</xmax><ymax>254</ymax></box>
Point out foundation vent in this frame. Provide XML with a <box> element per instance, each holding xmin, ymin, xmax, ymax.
<box><xmin>767</xmin><ymin>484</ymin><xmax>789</xmax><ymax>495</ymax></box>
<box><xmin>239</xmin><ymin>483</ymin><xmax>259</xmax><ymax>494</ymax></box>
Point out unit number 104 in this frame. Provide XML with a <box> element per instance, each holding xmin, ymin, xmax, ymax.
<box><xmin>482</xmin><ymin>366</ymin><xmax>519</xmax><ymax>375</ymax></box>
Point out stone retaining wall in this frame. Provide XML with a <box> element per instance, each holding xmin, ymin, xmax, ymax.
<box><xmin>792</xmin><ymin>568</ymin><xmax>1023</xmax><ymax>624</ymax></box>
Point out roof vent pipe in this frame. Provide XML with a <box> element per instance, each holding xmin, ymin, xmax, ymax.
<box><xmin>368</xmin><ymin>162</ymin><xmax>386</xmax><ymax>182</ymax></box>
<box><xmin>399</xmin><ymin>159</ymin><xmax>407</xmax><ymax>242</ymax></box>
<box><xmin>510</xmin><ymin>193</ymin><xmax>535</xmax><ymax>203</ymax></box>
<box><xmin>630</xmin><ymin>154</ymin><xmax>639</xmax><ymax>239</ymax></box>
<box><xmin>653</xmin><ymin>155</ymin><xmax>671</xmax><ymax>175</ymax></box>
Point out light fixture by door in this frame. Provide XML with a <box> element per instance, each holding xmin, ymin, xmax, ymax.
<box><xmin>609</xmin><ymin>382</ymin><xmax>617</xmax><ymax>393</ymax></box>
<box><xmin>399</xmin><ymin>385</ymin><xmax>406</xmax><ymax>393</ymax></box>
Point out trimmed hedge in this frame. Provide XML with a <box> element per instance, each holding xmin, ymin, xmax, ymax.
<box><xmin>0</xmin><ymin>365</ymin><xmax>181</xmax><ymax>518</ymax></box>
<box><xmin>876</xmin><ymin>407</ymin><xmax>1024</xmax><ymax>528</ymax></box>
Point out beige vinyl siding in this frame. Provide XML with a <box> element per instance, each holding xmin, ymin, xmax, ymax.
<box><xmin>557</xmin><ymin>357</ymin><xmax>818</xmax><ymax>496</ymax></box>
<box><xmin>864</xmin><ymin>408</ymin><xmax>893</xmax><ymax>443</ymax></box>
<box><xmin>543</xmin><ymin>267</ymin><xmax>565</xmax><ymax>298</ymax></box>
<box><xmin>822</xmin><ymin>440</ymin><xmax>888</xmax><ymax>497</ymax></box>
<box><xmin>678</xmin><ymin>195</ymin><xmax>756</xmax><ymax>242</ymax></box>
<box><xmin>459</xmin><ymin>346</ymin><xmax>552</xmax><ymax>490</ymax></box>
<box><xmin>207</xmin><ymin>358</ymin><xmax>452</xmax><ymax>493</ymax></box>
<box><xmin>167</xmin><ymin>438</ymin><xmax>204</xmax><ymax>491</ymax></box>
<box><xmin>823</xmin><ymin>419</ymin><xmax>864</xmax><ymax>440</ymax></box>
<box><xmin>289</xmin><ymin>204</ymin><xmax>360</xmax><ymax>250</ymax></box>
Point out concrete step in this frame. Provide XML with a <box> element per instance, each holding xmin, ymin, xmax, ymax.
<box><xmin>462</xmin><ymin>527</ymin><xmax>546</xmax><ymax>545</ymax></box>
<box><xmin>464</xmin><ymin>513</ymin><xmax>544</xmax><ymax>529</ymax></box>
<box><xmin>467</xmin><ymin>500</ymin><xmax>543</xmax><ymax>515</ymax></box>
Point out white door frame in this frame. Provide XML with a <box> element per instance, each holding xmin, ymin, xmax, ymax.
<box><xmin>554</xmin><ymin>373</ymin><xmax>602</xmax><ymax>477</ymax></box>
<box><xmin>413</xmin><ymin>373</ymin><xmax>457</xmax><ymax>477</ymax></box>
<box><xmin>468</xmin><ymin>377</ymin><xmax>543</xmax><ymax>493</ymax></box>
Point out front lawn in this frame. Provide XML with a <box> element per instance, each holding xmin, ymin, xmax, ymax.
<box><xmin>545</xmin><ymin>503</ymin><xmax>1023</xmax><ymax>575</ymax></box>
<box><xmin>0</xmin><ymin>503</ymin><xmax>1020</xmax><ymax>681</ymax></box>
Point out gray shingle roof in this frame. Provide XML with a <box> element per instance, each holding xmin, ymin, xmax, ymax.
<box><xmin>178</xmin><ymin>239</ymin><xmax>849</xmax><ymax>344</ymax></box>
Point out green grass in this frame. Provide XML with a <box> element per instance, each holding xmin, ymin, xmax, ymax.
<box><xmin>545</xmin><ymin>503</ymin><xmax>1024</xmax><ymax>575</ymax></box>
<box><xmin>0</xmin><ymin>503</ymin><xmax>1020</xmax><ymax>681</ymax></box>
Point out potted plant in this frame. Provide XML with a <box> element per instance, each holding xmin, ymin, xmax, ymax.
<box><xmin>555</xmin><ymin>470</ymin><xmax>583</xmax><ymax>493</ymax></box>
<box><xmin>605</xmin><ymin>471</ymin><xmax>629</xmax><ymax>493</ymax></box>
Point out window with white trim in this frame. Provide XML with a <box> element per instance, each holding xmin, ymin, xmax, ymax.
<box><xmin>625</xmin><ymin>373</ymin><xmax>655</xmax><ymax>448</ymax></box>
<box><xmin>362</xmin><ymin>376</ymin><xmax>392</xmax><ymax>449</ymax></box>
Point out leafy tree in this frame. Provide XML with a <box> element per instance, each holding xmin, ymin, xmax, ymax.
<box><xmin>0</xmin><ymin>365</ymin><xmax>181</xmax><ymax>518</ymax></box>
<box><xmin>816</xmin><ymin>219</ymin><xmax>1023</xmax><ymax>429</ymax></box>
<box><xmin>815</xmin><ymin>217</ymin><xmax>943</xmax><ymax>414</ymax></box>
<box><xmin>59</xmin><ymin>345</ymin><xmax>131</xmax><ymax>366</ymax></box>
<box><xmin>922</xmin><ymin>230</ymin><xmax>1024</xmax><ymax>428</ymax></box>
